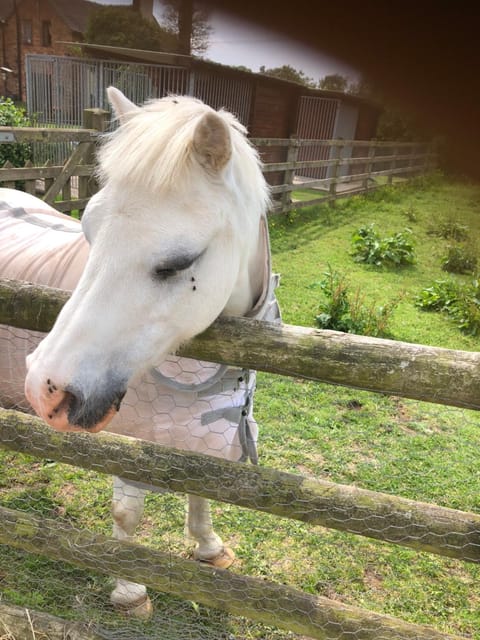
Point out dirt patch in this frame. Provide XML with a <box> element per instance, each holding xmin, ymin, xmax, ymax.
<box><xmin>363</xmin><ymin>565</ymin><xmax>384</xmax><ymax>591</ymax></box>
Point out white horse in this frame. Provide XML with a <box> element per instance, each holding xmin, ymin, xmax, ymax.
<box><xmin>0</xmin><ymin>88</ymin><xmax>280</xmax><ymax>618</ymax></box>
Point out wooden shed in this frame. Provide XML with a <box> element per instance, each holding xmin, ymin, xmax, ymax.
<box><xmin>25</xmin><ymin>44</ymin><xmax>382</xmax><ymax>184</ymax></box>
<box><xmin>30</xmin><ymin>43</ymin><xmax>380</xmax><ymax>133</ymax></box>
<box><xmin>34</xmin><ymin>43</ymin><xmax>381</xmax><ymax>184</ymax></box>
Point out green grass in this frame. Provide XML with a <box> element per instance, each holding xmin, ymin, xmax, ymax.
<box><xmin>2</xmin><ymin>174</ymin><xmax>480</xmax><ymax>638</ymax></box>
<box><xmin>272</xmin><ymin>173</ymin><xmax>480</xmax><ymax>350</ymax></box>
<box><xmin>291</xmin><ymin>187</ymin><xmax>324</xmax><ymax>202</ymax></box>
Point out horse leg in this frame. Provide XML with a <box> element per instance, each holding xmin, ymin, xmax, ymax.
<box><xmin>186</xmin><ymin>494</ymin><xmax>235</xmax><ymax>569</ymax></box>
<box><xmin>110</xmin><ymin>477</ymin><xmax>153</xmax><ymax>619</ymax></box>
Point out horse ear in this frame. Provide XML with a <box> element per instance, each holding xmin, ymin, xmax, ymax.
<box><xmin>107</xmin><ymin>87</ymin><xmax>140</xmax><ymax>123</ymax></box>
<box><xmin>192</xmin><ymin>112</ymin><xmax>232</xmax><ymax>172</ymax></box>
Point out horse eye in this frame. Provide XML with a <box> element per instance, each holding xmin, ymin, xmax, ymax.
<box><xmin>152</xmin><ymin>253</ymin><xmax>199</xmax><ymax>281</ymax></box>
<box><xmin>152</xmin><ymin>266</ymin><xmax>178</xmax><ymax>281</ymax></box>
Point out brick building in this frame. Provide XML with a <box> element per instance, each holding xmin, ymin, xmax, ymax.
<box><xmin>0</xmin><ymin>0</ymin><xmax>99</xmax><ymax>100</ymax></box>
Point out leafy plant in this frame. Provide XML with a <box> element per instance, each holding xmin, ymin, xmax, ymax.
<box><xmin>0</xmin><ymin>97</ymin><xmax>33</xmax><ymax>170</ymax></box>
<box><xmin>351</xmin><ymin>223</ymin><xmax>416</xmax><ymax>267</ymax></box>
<box><xmin>402</xmin><ymin>204</ymin><xmax>418</xmax><ymax>222</ymax></box>
<box><xmin>415</xmin><ymin>278</ymin><xmax>480</xmax><ymax>335</ymax></box>
<box><xmin>415</xmin><ymin>279</ymin><xmax>460</xmax><ymax>312</ymax></box>
<box><xmin>314</xmin><ymin>266</ymin><xmax>399</xmax><ymax>337</ymax></box>
<box><xmin>429</xmin><ymin>218</ymin><xmax>469</xmax><ymax>241</ymax></box>
<box><xmin>441</xmin><ymin>244</ymin><xmax>478</xmax><ymax>274</ymax></box>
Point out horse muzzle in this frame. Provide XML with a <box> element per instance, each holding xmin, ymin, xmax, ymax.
<box><xmin>25</xmin><ymin>372</ymin><xmax>126</xmax><ymax>433</ymax></box>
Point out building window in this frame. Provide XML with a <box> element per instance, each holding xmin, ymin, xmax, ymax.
<box><xmin>22</xmin><ymin>20</ymin><xmax>33</xmax><ymax>45</ymax></box>
<box><xmin>41</xmin><ymin>21</ymin><xmax>52</xmax><ymax>47</ymax></box>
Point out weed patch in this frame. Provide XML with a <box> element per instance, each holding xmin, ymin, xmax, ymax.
<box><xmin>415</xmin><ymin>277</ymin><xmax>480</xmax><ymax>335</ymax></box>
<box><xmin>351</xmin><ymin>224</ymin><xmax>416</xmax><ymax>267</ymax></box>
<box><xmin>441</xmin><ymin>244</ymin><xmax>478</xmax><ymax>274</ymax></box>
<box><xmin>313</xmin><ymin>266</ymin><xmax>400</xmax><ymax>337</ymax></box>
<box><xmin>429</xmin><ymin>219</ymin><xmax>470</xmax><ymax>241</ymax></box>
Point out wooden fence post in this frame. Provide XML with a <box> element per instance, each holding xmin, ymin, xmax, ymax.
<box><xmin>43</xmin><ymin>158</ymin><xmax>53</xmax><ymax>195</ymax></box>
<box><xmin>281</xmin><ymin>136</ymin><xmax>300</xmax><ymax>213</ymax></box>
<box><xmin>407</xmin><ymin>143</ymin><xmax>416</xmax><ymax>176</ymax></box>
<box><xmin>2</xmin><ymin>160</ymin><xmax>15</xmax><ymax>188</ymax></box>
<box><xmin>328</xmin><ymin>141</ymin><xmax>342</xmax><ymax>206</ymax></box>
<box><xmin>363</xmin><ymin>140</ymin><xmax>376</xmax><ymax>192</ymax></box>
<box><xmin>23</xmin><ymin>159</ymin><xmax>35</xmax><ymax>194</ymax></box>
<box><xmin>388</xmin><ymin>144</ymin><xmax>397</xmax><ymax>185</ymax></box>
<box><xmin>425</xmin><ymin>141</ymin><xmax>436</xmax><ymax>173</ymax></box>
<box><xmin>79</xmin><ymin>108</ymin><xmax>109</xmax><ymax>201</ymax></box>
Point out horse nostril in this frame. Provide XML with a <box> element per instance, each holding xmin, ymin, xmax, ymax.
<box><xmin>65</xmin><ymin>384</ymin><xmax>126</xmax><ymax>430</ymax></box>
<box><xmin>48</xmin><ymin>389</ymin><xmax>76</xmax><ymax>421</ymax></box>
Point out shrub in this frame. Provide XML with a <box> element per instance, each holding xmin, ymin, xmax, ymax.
<box><xmin>415</xmin><ymin>279</ymin><xmax>460</xmax><ymax>312</ymax></box>
<box><xmin>314</xmin><ymin>266</ymin><xmax>399</xmax><ymax>337</ymax></box>
<box><xmin>0</xmin><ymin>97</ymin><xmax>32</xmax><ymax>169</ymax></box>
<box><xmin>415</xmin><ymin>278</ymin><xmax>480</xmax><ymax>335</ymax></box>
<box><xmin>351</xmin><ymin>223</ymin><xmax>415</xmax><ymax>267</ymax></box>
<box><xmin>86</xmin><ymin>6</ymin><xmax>178</xmax><ymax>51</ymax></box>
<box><xmin>441</xmin><ymin>244</ymin><xmax>477</xmax><ymax>274</ymax></box>
<box><xmin>428</xmin><ymin>218</ymin><xmax>469</xmax><ymax>241</ymax></box>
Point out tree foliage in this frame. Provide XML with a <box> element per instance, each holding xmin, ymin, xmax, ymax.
<box><xmin>161</xmin><ymin>0</ymin><xmax>213</xmax><ymax>55</ymax></box>
<box><xmin>85</xmin><ymin>6</ymin><xmax>179</xmax><ymax>52</ymax></box>
<box><xmin>259</xmin><ymin>64</ymin><xmax>316</xmax><ymax>87</ymax></box>
<box><xmin>347</xmin><ymin>77</ymin><xmax>429</xmax><ymax>141</ymax></box>
<box><xmin>318</xmin><ymin>73</ymin><xmax>349</xmax><ymax>92</ymax></box>
<box><xmin>0</xmin><ymin>98</ymin><xmax>32</xmax><ymax>169</ymax></box>
<box><xmin>375</xmin><ymin>109</ymin><xmax>429</xmax><ymax>141</ymax></box>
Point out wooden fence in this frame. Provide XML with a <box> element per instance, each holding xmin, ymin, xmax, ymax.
<box><xmin>0</xmin><ymin>277</ymin><xmax>478</xmax><ymax>640</ymax></box>
<box><xmin>258</xmin><ymin>138</ymin><xmax>435</xmax><ymax>212</ymax></box>
<box><xmin>0</xmin><ymin>113</ymin><xmax>435</xmax><ymax>216</ymax></box>
<box><xmin>0</xmin><ymin>109</ymin><xmax>107</xmax><ymax>215</ymax></box>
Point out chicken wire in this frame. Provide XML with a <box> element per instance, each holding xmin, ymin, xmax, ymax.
<box><xmin>1</xmin><ymin>323</ymin><xmax>480</xmax><ymax>639</ymax></box>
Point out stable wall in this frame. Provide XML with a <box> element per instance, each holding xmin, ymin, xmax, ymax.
<box><xmin>0</xmin><ymin>0</ymin><xmax>82</xmax><ymax>100</ymax></box>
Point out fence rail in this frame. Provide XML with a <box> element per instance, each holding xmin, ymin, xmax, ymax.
<box><xmin>0</xmin><ymin>410</ymin><xmax>466</xmax><ymax>640</ymax></box>
<box><xmin>0</xmin><ymin>116</ymin><xmax>434</xmax><ymax>215</ymax></box>
<box><xmin>1</xmin><ymin>409</ymin><xmax>480</xmax><ymax>565</ymax></box>
<box><xmin>2</xmin><ymin>278</ymin><xmax>479</xmax><ymax>411</ymax></box>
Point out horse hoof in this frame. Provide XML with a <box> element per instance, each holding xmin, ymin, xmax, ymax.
<box><xmin>113</xmin><ymin>594</ymin><xmax>153</xmax><ymax>619</ymax></box>
<box><xmin>194</xmin><ymin>546</ymin><xmax>235</xmax><ymax>569</ymax></box>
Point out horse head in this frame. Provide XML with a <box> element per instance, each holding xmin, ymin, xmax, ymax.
<box><xmin>25</xmin><ymin>88</ymin><xmax>270</xmax><ymax>433</ymax></box>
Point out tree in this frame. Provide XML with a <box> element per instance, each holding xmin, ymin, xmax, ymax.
<box><xmin>375</xmin><ymin>109</ymin><xmax>429</xmax><ymax>142</ymax></box>
<box><xmin>348</xmin><ymin>77</ymin><xmax>376</xmax><ymax>98</ymax></box>
<box><xmin>85</xmin><ymin>6</ymin><xmax>179</xmax><ymax>52</ymax></box>
<box><xmin>232</xmin><ymin>65</ymin><xmax>253</xmax><ymax>73</ymax></box>
<box><xmin>161</xmin><ymin>0</ymin><xmax>213</xmax><ymax>56</ymax></box>
<box><xmin>349</xmin><ymin>77</ymin><xmax>428</xmax><ymax>141</ymax></box>
<box><xmin>259</xmin><ymin>65</ymin><xmax>315</xmax><ymax>87</ymax></box>
<box><xmin>0</xmin><ymin>98</ymin><xmax>32</xmax><ymax>189</ymax></box>
<box><xmin>318</xmin><ymin>73</ymin><xmax>349</xmax><ymax>92</ymax></box>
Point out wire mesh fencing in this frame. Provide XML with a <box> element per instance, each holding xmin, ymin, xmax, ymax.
<box><xmin>1</xmin><ymin>281</ymin><xmax>480</xmax><ymax>639</ymax></box>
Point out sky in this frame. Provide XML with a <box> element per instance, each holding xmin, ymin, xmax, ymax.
<box><xmin>94</xmin><ymin>0</ymin><xmax>358</xmax><ymax>84</ymax></box>
<box><xmin>204</xmin><ymin>12</ymin><xmax>357</xmax><ymax>83</ymax></box>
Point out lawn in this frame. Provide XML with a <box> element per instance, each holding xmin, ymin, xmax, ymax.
<box><xmin>1</xmin><ymin>174</ymin><xmax>480</xmax><ymax>639</ymax></box>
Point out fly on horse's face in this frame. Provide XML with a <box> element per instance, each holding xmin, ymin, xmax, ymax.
<box><xmin>24</xmin><ymin>88</ymin><xmax>270</xmax><ymax>433</ymax></box>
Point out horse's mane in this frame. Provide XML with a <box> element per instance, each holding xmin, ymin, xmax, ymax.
<box><xmin>97</xmin><ymin>96</ymin><xmax>270</xmax><ymax>216</ymax></box>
